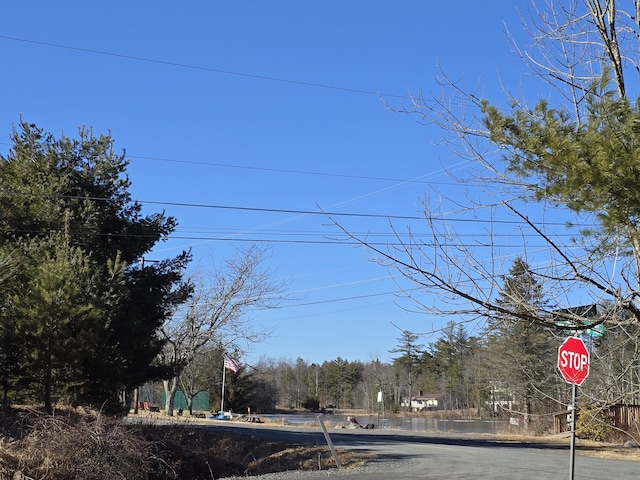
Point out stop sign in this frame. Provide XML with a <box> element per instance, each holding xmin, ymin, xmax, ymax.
<box><xmin>557</xmin><ymin>337</ymin><xmax>590</xmax><ymax>385</ymax></box>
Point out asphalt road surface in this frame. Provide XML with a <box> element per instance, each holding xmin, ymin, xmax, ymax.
<box><xmin>195</xmin><ymin>421</ymin><xmax>640</xmax><ymax>480</ymax></box>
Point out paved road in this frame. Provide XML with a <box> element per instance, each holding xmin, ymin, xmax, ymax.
<box><xmin>194</xmin><ymin>421</ymin><xmax>640</xmax><ymax>479</ymax></box>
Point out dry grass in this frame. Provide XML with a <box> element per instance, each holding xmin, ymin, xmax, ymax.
<box><xmin>483</xmin><ymin>431</ymin><xmax>640</xmax><ymax>462</ymax></box>
<box><xmin>1</xmin><ymin>407</ymin><xmax>638</xmax><ymax>479</ymax></box>
<box><xmin>0</xmin><ymin>407</ymin><xmax>370</xmax><ymax>479</ymax></box>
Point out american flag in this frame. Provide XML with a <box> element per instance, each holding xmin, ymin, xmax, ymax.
<box><xmin>224</xmin><ymin>357</ymin><xmax>240</xmax><ymax>373</ymax></box>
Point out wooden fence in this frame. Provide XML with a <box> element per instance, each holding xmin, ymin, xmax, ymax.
<box><xmin>553</xmin><ymin>404</ymin><xmax>640</xmax><ymax>433</ymax></box>
<box><xmin>608</xmin><ymin>404</ymin><xmax>640</xmax><ymax>428</ymax></box>
<box><xmin>553</xmin><ymin>411</ymin><xmax>569</xmax><ymax>434</ymax></box>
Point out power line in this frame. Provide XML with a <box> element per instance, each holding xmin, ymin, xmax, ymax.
<box><xmin>0</xmin><ymin>219</ymin><xmax>587</xmax><ymax>248</ymax></box>
<box><xmin>130</xmin><ymin>154</ymin><xmax>442</xmax><ymax>185</ymax></box>
<box><xmin>0</xmin><ymin>35</ymin><xmax>408</xmax><ymax>100</ymax></box>
<box><xmin>280</xmin><ymin>289</ymin><xmax>407</xmax><ymax>308</ymax></box>
<box><xmin>0</xmin><ymin>141</ymin><xmax>467</xmax><ymax>188</ymax></box>
<box><xmin>142</xmin><ymin>199</ymin><xmax>417</xmax><ymax>220</ymax></box>
<box><xmin>0</xmin><ymin>189</ymin><xmax>588</xmax><ymax>227</ymax></box>
<box><xmin>0</xmin><ymin>226</ymin><xmax>581</xmax><ymax>248</ymax></box>
<box><xmin>0</xmin><ymin>189</ymin><xmax>420</xmax><ymax>220</ymax></box>
<box><xmin>175</xmin><ymin>226</ymin><xmax>580</xmax><ymax>239</ymax></box>
<box><xmin>0</xmin><ymin>142</ymin><xmax>488</xmax><ymax>188</ymax></box>
<box><xmin>148</xmin><ymin>236</ymin><xmax>582</xmax><ymax>249</ymax></box>
<box><xmin>0</xmin><ymin>142</ymin><xmax>474</xmax><ymax>189</ymax></box>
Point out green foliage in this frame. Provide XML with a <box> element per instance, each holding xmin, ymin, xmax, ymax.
<box><xmin>390</xmin><ymin>330</ymin><xmax>424</xmax><ymax>374</ymax></box>
<box><xmin>0</xmin><ymin>249</ymin><xmax>22</xmax><ymax>406</ymax></box>
<box><xmin>576</xmin><ymin>404</ymin><xmax>613</xmax><ymax>441</ymax></box>
<box><xmin>301</xmin><ymin>395</ymin><xmax>320</xmax><ymax>411</ymax></box>
<box><xmin>485</xmin><ymin>258</ymin><xmax>557</xmax><ymax>426</ymax></box>
<box><xmin>323</xmin><ymin>358</ymin><xmax>363</xmax><ymax>409</ymax></box>
<box><xmin>223</xmin><ymin>369</ymin><xmax>276</xmax><ymax>414</ymax></box>
<box><xmin>481</xmin><ymin>77</ymin><xmax>640</xmax><ymax>249</ymax></box>
<box><xmin>0</xmin><ymin>121</ymin><xmax>192</xmax><ymax>411</ymax></box>
<box><xmin>390</xmin><ymin>330</ymin><xmax>425</xmax><ymax>410</ymax></box>
<box><xmin>13</xmin><ymin>232</ymin><xmax>102</xmax><ymax>412</ymax></box>
<box><xmin>249</xmin><ymin>377</ymin><xmax>278</xmax><ymax>413</ymax></box>
<box><xmin>430</xmin><ymin>322</ymin><xmax>477</xmax><ymax>409</ymax></box>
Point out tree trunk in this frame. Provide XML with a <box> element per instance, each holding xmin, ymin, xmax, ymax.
<box><xmin>44</xmin><ymin>336</ymin><xmax>53</xmax><ymax>414</ymax></box>
<box><xmin>523</xmin><ymin>386</ymin><xmax>532</xmax><ymax>432</ymax></box>
<box><xmin>133</xmin><ymin>387</ymin><xmax>139</xmax><ymax>414</ymax></box>
<box><xmin>163</xmin><ymin>377</ymin><xmax>178</xmax><ymax>416</ymax></box>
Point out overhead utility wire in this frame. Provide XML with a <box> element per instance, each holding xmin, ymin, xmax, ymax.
<box><xmin>131</xmin><ymin>154</ymin><xmax>438</xmax><ymax>185</ymax></box>
<box><xmin>274</xmin><ymin>289</ymin><xmax>406</xmax><ymax>308</ymax></box>
<box><xmin>1</xmin><ymin>225</ymin><xmax>580</xmax><ymax>247</ymax></box>
<box><xmin>138</xmin><ymin>235</ymin><xmax>576</xmax><ymax>249</ymax></box>
<box><xmin>0</xmin><ymin>190</ymin><xmax>578</xmax><ymax>226</ymax></box>
<box><xmin>0</xmin><ymin>35</ymin><xmax>407</xmax><ymax>100</ymax></box>
<box><xmin>177</xmin><ymin>226</ymin><xmax>578</xmax><ymax>239</ymax></box>
<box><xmin>0</xmin><ymin>190</ymin><xmax>420</xmax><ymax>220</ymax></box>
<box><xmin>0</xmin><ymin>146</ymin><xmax>499</xmax><ymax>188</ymax></box>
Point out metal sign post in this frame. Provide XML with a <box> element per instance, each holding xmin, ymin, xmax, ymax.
<box><xmin>317</xmin><ymin>416</ymin><xmax>341</xmax><ymax>469</ymax></box>
<box><xmin>557</xmin><ymin>336</ymin><xmax>590</xmax><ymax>480</ymax></box>
<box><xmin>569</xmin><ymin>382</ymin><xmax>577</xmax><ymax>480</ymax></box>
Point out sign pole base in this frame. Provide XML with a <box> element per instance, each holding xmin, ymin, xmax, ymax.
<box><xmin>569</xmin><ymin>382</ymin><xmax>577</xmax><ymax>480</ymax></box>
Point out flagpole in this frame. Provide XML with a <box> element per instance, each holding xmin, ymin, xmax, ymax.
<box><xmin>220</xmin><ymin>361</ymin><xmax>226</xmax><ymax>413</ymax></box>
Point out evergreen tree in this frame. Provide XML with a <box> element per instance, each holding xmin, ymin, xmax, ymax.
<box><xmin>0</xmin><ymin>121</ymin><xmax>192</xmax><ymax>411</ymax></box>
<box><xmin>416</xmin><ymin>350</ymin><xmax>438</xmax><ymax>398</ymax></box>
<box><xmin>389</xmin><ymin>330</ymin><xmax>424</xmax><ymax>411</ymax></box>
<box><xmin>485</xmin><ymin>257</ymin><xmax>557</xmax><ymax>431</ymax></box>
<box><xmin>0</xmin><ymin>249</ymin><xmax>21</xmax><ymax>407</ymax></box>
<box><xmin>431</xmin><ymin>322</ymin><xmax>474</xmax><ymax>410</ymax></box>
<box><xmin>323</xmin><ymin>358</ymin><xmax>363</xmax><ymax>409</ymax></box>
<box><xmin>13</xmin><ymin>232</ymin><xmax>101</xmax><ymax>412</ymax></box>
<box><xmin>482</xmin><ymin>81</ymin><xmax>640</xmax><ymax>263</ymax></box>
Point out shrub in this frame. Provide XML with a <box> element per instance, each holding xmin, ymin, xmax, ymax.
<box><xmin>301</xmin><ymin>395</ymin><xmax>320</xmax><ymax>411</ymax></box>
<box><xmin>576</xmin><ymin>404</ymin><xmax>613</xmax><ymax>441</ymax></box>
<box><xmin>0</xmin><ymin>407</ymin><xmax>370</xmax><ymax>479</ymax></box>
<box><xmin>13</xmin><ymin>410</ymin><xmax>158</xmax><ymax>479</ymax></box>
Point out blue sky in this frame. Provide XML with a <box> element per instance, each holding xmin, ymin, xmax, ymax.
<box><xmin>1</xmin><ymin>1</ymin><xmax>546</xmax><ymax>365</ymax></box>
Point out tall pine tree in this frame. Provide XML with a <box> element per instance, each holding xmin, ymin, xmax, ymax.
<box><xmin>484</xmin><ymin>257</ymin><xmax>557</xmax><ymax>431</ymax></box>
<box><xmin>0</xmin><ymin>121</ymin><xmax>192</xmax><ymax>412</ymax></box>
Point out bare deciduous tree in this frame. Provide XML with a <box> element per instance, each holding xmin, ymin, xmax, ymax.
<box><xmin>160</xmin><ymin>244</ymin><xmax>285</xmax><ymax>416</ymax></box>
<box><xmin>178</xmin><ymin>347</ymin><xmax>221</xmax><ymax>415</ymax></box>
<box><xmin>330</xmin><ymin>1</ymin><xmax>640</xmax><ymax>438</ymax></box>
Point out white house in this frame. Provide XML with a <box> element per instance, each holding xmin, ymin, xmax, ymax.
<box><xmin>401</xmin><ymin>392</ymin><xmax>443</xmax><ymax>411</ymax></box>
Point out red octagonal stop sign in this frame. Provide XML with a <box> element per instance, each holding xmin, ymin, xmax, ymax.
<box><xmin>557</xmin><ymin>337</ymin><xmax>590</xmax><ymax>385</ymax></box>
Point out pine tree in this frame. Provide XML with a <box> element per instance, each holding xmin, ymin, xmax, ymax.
<box><xmin>0</xmin><ymin>121</ymin><xmax>192</xmax><ymax>411</ymax></box>
<box><xmin>0</xmin><ymin>250</ymin><xmax>21</xmax><ymax>408</ymax></box>
<box><xmin>484</xmin><ymin>257</ymin><xmax>556</xmax><ymax>431</ymax></box>
<box><xmin>390</xmin><ymin>330</ymin><xmax>424</xmax><ymax>411</ymax></box>
<box><xmin>14</xmin><ymin>232</ymin><xmax>101</xmax><ymax>413</ymax></box>
<box><xmin>431</xmin><ymin>322</ymin><xmax>474</xmax><ymax>410</ymax></box>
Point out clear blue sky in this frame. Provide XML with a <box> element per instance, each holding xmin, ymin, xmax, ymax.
<box><xmin>1</xmin><ymin>1</ymin><xmax>541</xmax><ymax>365</ymax></box>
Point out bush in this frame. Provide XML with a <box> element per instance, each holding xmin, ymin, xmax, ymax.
<box><xmin>301</xmin><ymin>395</ymin><xmax>320</xmax><ymax>411</ymax></box>
<box><xmin>0</xmin><ymin>407</ymin><xmax>370</xmax><ymax>479</ymax></box>
<box><xmin>576</xmin><ymin>404</ymin><xmax>613</xmax><ymax>441</ymax></box>
<box><xmin>9</xmin><ymin>409</ymin><xmax>158</xmax><ymax>479</ymax></box>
